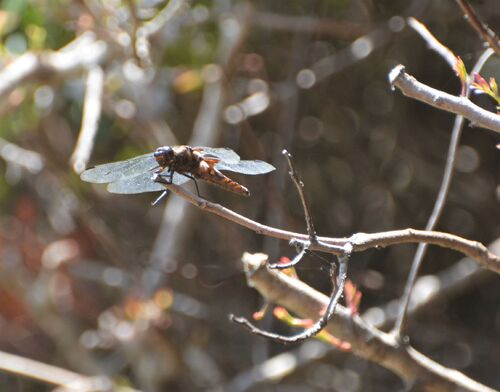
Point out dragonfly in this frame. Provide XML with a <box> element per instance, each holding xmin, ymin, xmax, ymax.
<box><xmin>80</xmin><ymin>145</ymin><xmax>275</xmax><ymax>202</ymax></box>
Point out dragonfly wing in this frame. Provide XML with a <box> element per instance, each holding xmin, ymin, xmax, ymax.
<box><xmin>196</xmin><ymin>147</ymin><xmax>240</xmax><ymax>163</ymax></box>
<box><xmin>81</xmin><ymin>154</ymin><xmax>157</xmax><ymax>184</ymax></box>
<box><xmin>107</xmin><ymin>172</ymin><xmax>190</xmax><ymax>194</ymax></box>
<box><xmin>215</xmin><ymin>160</ymin><xmax>275</xmax><ymax>175</ymax></box>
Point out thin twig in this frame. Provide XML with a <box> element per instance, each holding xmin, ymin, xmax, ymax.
<box><xmin>151</xmin><ymin>177</ymin><xmax>500</xmax><ymax>273</ymax></box>
<box><xmin>70</xmin><ymin>65</ymin><xmax>104</xmax><ymax>174</ymax></box>
<box><xmin>268</xmin><ymin>149</ymin><xmax>319</xmax><ymax>269</ymax></box>
<box><xmin>231</xmin><ymin>251</ymin><xmax>350</xmax><ymax>344</ymax></box>
<box><xmin>269</xmin><ymin>246</ymin><xmax>308</xmax><ymax>269</ymax></box>
<box><xmin>282</xmin><ymin>149</ymin><xmax>317</xmax><ymax>242</ymax></box>
<box><xmin>407</xmin><ymin>18</ymin><xmax>457</xmax><ymax>68</ymax></box>
<box><xmin>389</xmin><ymin>64</ymin><xmax>500</xmax><ymax>133</ymax></box>
<box><xmin>235</xmin><ymin>148</ymin><xmax>349</xmax><ymax>343</ymax></box>
<box><xmin>455</xmin><ymin>0</ymin><xmax>500</xmax><ymax>55</ymax></box>
<box><xmin>392</xmin><ymin>47</ymin><xmax>495</xmax><ymax>338</ymax></box>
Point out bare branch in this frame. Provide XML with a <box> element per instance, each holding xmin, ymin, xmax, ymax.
<box><xmin>345</xmin><ymin>230</ymin><xmax>500</xmax><ymax>273</ymax></box>
<box><xmin>389</xmin><ymin>64</ymin><xmax>500</xmax><ymax>133</ymax></box>
<box><xmin>268</xmin><ymin>246</ymin><xmax>308</xmax><ymax>269</ymax></box>
<box><xmin>455</xmin><ymin>0</ymin><xmax>500</xmax><ymax>55</ymax></box>
<box><xmin>282</xmin><ymin>149</ymin><xmax>317</xmax><ymax>242</ymax></box>
<box><xmin>239</xmin><ymin>254</ymin><xmax>496</xmax><ymax>392</ymax></box>
<box><xmin>70</xmin><ymin>66</ymin><xmax>104</xmax><ymax>174</ymax></box>
<box><xmin>268</xmin><ymin>149</ymin><xmax>322</xmax><ymax>270</ymax></box>
<box><xmin>407</xmin><ymin>17</ymin><xmax>457</xmax><ymax>68</ymax></box>
<box><xmin>392</xmin><ymin>48</ymin><xmax>495</xmax><ymax>338</ymax></box>
<box><xmin>0</xmin><ymin>350</ymin><xmax>115</xmax><ymax>391</ymax></box>
<box><xmin>0</xmin><ymin>32</ymin><xmax>107</xmax><ymax>99</ymax></box>
<box><xmin>151</xmin><ymin>178</ymin><xmax>500</xmax><ymax>274</ymax></box>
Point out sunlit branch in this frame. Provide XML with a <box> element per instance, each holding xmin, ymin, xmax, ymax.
<box><xmin>407</xmin><ymin>18</ymin><xmax>457</xmax><ymax>68</ymax></box>
<box><xmin>70</xmin><ymin>66</ymin><xmax>104</xmax><ymax>174</ymax></box>
<box><xmin>282</xmin><ymin>149</ymin><xmax>317</xmax><ymax>242</ymax></box>
<box><xmin>231</xmin><ymin>252</ymin><xmax>349</xmax><ymax>344</ymax></box>
<box><xmin>237</xmin><ymin>253</ymin><xmax>496</xmax><ymax>392</ymax></box>
<box><xmin>392</xmin><ymin>47</ymin><xmax>495</xmax><ymax>338</ymax></box>
<box><xmin>455</xmin><ymin>0</ymin><xmax>500</xmax><ymax>55</ymax></box>
<box><xmin>389</xmin><ymin>64</ymin><xmax>500</xmax><ymax>133</ymax></box>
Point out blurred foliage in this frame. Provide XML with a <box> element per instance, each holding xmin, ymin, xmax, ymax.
<box><xmin>0</xmin><ymin>0</ymin><xmax>498</xmax><ymax>391</ymax></box>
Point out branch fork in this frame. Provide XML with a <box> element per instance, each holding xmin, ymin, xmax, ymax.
<box><xmin>230</xmin><ymin>150</ymin><xmax>351</xmax><ymax>343</ymax></box>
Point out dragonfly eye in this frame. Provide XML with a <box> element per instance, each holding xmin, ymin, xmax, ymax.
<box><xmin>154</xmin><ymin>146</ymin><xmax>174</xmax><ymax>167</ymax></box>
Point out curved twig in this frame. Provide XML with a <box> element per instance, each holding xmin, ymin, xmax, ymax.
<box><xmin>231</xmin><ymin>249</ymin><xmax>351</xmax><ymax>344</ymax></box>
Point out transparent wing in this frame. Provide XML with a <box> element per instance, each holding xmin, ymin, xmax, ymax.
<box><xmin>215</xmin><ymin>160</ymin><xmax>275</xmax><ymax>175</ymax></box>
<box><xmin>107</xmin><ymin>171</ymin><xmax>190</xmax><ymax>194</ymax></box>
<box><xmin>196</xmin><ymin>147</ymin><xmax>240</xmax><ymax>163</ymax></box>
<box><xmin>81</xmin><ymin>154</ymin><xmax>157</xmax><ymax>184</ymax></box>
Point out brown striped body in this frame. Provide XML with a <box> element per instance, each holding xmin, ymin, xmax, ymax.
<box><xmin>154</xmin><ymin>145</ymin><xmax>250</xmax><ymax>196</ymax></box>
<box><xmin>193</xmin><ymin>161</ymin><xmax>250</xmax><ymax>196</ymax></box>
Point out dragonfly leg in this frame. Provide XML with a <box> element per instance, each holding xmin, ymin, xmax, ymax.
<box><xmin>152</xmin><ymin>168</ymin><xmax>175</xmax><ymax>206</ymax></box>
<box><xmin>157</xmin><ymin>168</ymin><xmax>175</xmax><ymax>183</ymax></box>
<box><xmin>151</xmin><ymin>190</ymin><xmax>168</xmax><ymax>206</ymax></box>
<box><xmin>179</xmin><ymin>173</ymin><xmax>201</xmax><ymax>197</ymax></box>
<box><xmin>156</xmin><ymin>170</ymin><xmax>201</xmax><ymax>197</ymax></box>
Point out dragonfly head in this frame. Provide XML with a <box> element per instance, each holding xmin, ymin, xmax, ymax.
<box><xmin>154</xmin><ymin>146</ymin><xmax>175</xmax><ymax>168</ymax></box>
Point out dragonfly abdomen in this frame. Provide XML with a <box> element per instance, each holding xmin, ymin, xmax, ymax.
<box><xmin>197</xmin><ymin>169</ymin><xmax>250</xmax><ymax>196</ymax></box>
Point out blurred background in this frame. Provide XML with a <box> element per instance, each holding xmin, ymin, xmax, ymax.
<box><xmin>0</xmin><ymin>0</ymin><xmax>498</xmax><ymax>391</ymax></box>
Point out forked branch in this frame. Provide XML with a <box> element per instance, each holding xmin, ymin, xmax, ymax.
<box><xmin>231</xmin><ymin>150</ymin><xmax>350</xmax><ymax>343</ymax></box>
